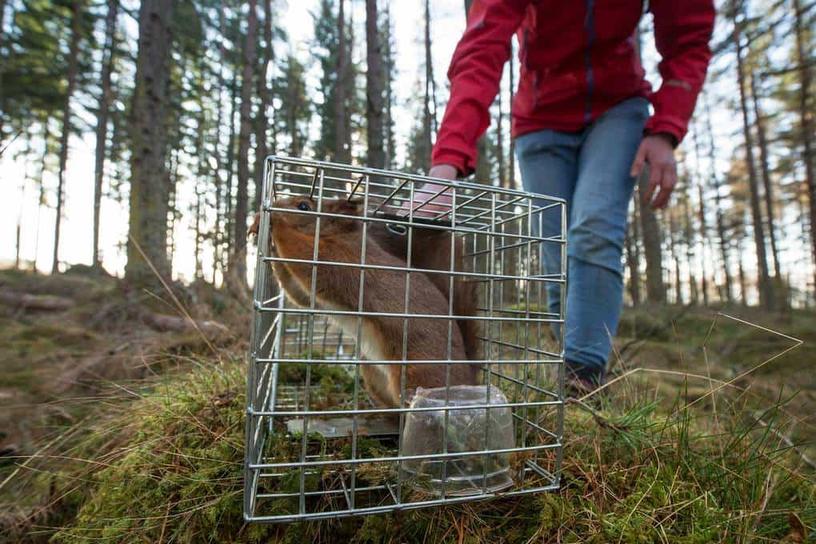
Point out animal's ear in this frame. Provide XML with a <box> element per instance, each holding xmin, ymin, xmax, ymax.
<box><xmin>337</xmin><ymin>198</ymin><xmax>364</xmax><ymax>215</ymax></box>
<box><xmin>247</xmin><ymin>212</ymin><xmax>261</xmax><ymax>239</ymax></box>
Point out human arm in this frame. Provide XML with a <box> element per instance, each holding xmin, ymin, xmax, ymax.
<box><xmin>634</xmin><ymin>0</ymin><xmax>715</xmax><ymax>209</ymax></box>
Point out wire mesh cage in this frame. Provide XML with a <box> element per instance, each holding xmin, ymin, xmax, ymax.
<box><xmin>245</xmin><ymin>156</ymin><xmax>567</xmax><ymax>522</ymax></box>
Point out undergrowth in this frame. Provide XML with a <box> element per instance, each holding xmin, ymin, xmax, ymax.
<box><xmin>1</xmin><ymin>270</ymin><xmax>814</xmax><ymax>543</ymax></box>
<box><xmin>24</xmin><ymin>362</ymin><xmax>812</xmax><ymax>543</ymax></box>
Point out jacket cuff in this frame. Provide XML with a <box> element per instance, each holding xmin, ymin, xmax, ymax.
<box><xmin>643</xmin><ymin>117</ymin><xmax>685</xmax><ymax>147</ymax></box>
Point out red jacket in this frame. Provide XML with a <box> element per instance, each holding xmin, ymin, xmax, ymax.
<box><xmin>431</xmin><ymin>0</ymin><xmax>715</xmax><ymax>175</ymax></box>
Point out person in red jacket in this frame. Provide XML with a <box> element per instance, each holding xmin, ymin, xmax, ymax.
<box><xmin>419</xmin><ymin>1</ymin><xmax>715</xmax><ymax>394</ymax></box>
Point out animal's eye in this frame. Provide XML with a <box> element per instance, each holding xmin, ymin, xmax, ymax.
<box><xmin>297</xmin><ymin>201</ymin><xmax>311</xmax><ymax>211</ymax></box>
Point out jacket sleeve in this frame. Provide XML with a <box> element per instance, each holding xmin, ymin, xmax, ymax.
<box><xmin>431</xmin><ymin>0</ymin><xmax>529</xmax><ymax>176</ymax></box>
<box><xmin>645</xmin><ymin>0</ymin><xmax>716</xmax><ymax>145</ymax></box>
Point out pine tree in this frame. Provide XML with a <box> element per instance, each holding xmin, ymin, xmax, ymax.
<box><xmin>125</xmin><ymin>0</ymin><xmax>174</xmax><ymax>286</ymax></box>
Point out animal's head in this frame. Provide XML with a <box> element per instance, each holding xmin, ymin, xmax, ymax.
<box><xmin>267</xmin><ymin>197</ymin><xmax>364</xmax><ymax>237</ymax></box>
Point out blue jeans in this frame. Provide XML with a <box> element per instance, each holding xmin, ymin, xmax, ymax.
<box><xmin>515</xmin><ymin>97</ymin><xmax>649</xmax><ymax>379</ymax></box>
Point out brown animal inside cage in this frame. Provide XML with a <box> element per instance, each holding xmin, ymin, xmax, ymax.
<box><xmin>250</xmin><ymin>196</ymin><xmax>483</xmax><ymax>409</ymax></box>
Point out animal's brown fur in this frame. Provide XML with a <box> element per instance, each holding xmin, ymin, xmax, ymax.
<box><xmin>250</xmin><ymin>198</ymin><xmax>481</xmax><ymax>408</ymax></box>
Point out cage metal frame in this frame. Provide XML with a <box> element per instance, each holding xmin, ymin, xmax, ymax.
<box><xmin>245</xmin><ymin>155</ymin><xmax>567</xmax><ymax>523</ymax></box>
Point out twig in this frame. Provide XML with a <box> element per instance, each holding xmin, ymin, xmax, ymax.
<box><xmin>676</xmin><ymin>312</ymin><xmax>804</xmax><ymax>413</ymax></box>
<box><xmin>0</xmin><ymin>130</ymin><xmax>23</xmax><ymax>158</ymax></box>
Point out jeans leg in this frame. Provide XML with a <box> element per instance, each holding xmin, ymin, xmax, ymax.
<box><xmin>566</xmin><ymin>97</ymin><xmax>650</xmax><ymax>374</ymax></box>
<box><xmin>515</xmin><ymin>129</ymin><xmax>581</xmax><ymax>337</ymax></box>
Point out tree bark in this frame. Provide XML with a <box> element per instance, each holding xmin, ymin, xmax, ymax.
<box><xmin>422</xmin><ymin>0</ymin><xmax>435</xmax><ymax>173</ymax></box>
<box><xmin>254</xmin><ymin>0</ymin><xmax>273</xmax><ymax>212</ymax></box>
<box><xmin>34</xmin><ymin>118</ymin><xmax>51</xmax><ymax>272</ymax></box>
<box><xmin>793</xmin><ymin>0</ymin><xmax>816</xmax><ymax>296</ymax></box>
<box><xmin>383</xmin><ymin>3</ymin><xmax>395</xmax><ymax>169</ymax></box>
<box><xmin>696</xmin><ymin>183</ymin><xmax>710</xmax><ymax>306</ymax></box>
<box><xmin>53</xmin><ymin>0</ymin><xmax>83</xmax><ymax>274</ymax></box>
<box><xmin>125</xmin><ymin>0</ymin><xmax>173</xmax><ymax>286</ymax></box>
<box><xmin>366</xmin><ymin>0</ymin><xmax>385</xmax><ymax>169</ymax></box>
<box><xmin>750</xmin><ymin>71</ymin><xmax>782</xmax><ymax>282</ymax></box>
<box><xmin>496</xmin><ymin>89</ymin><xmax>506</xmax><ymax>188</ymax></box>
<box><xmin>0</xmin><ymin>0</ymin><xmax>7</xmax><ymax>141</ymax></box>
<box><xmin>383</xmin><ymin>2</ymin><xmax>396</xmax><ymax>169</ymax></box>
<box><xmin>625</xmin><ymin>234</ymin><xmax>641</xmax><ymax>306</ymax></box>
<box><xmin>230</xmin><ymin>0</ymin><xmax>258</xmax><ymax>288</ymax></box>
<box><xmin>92</xmin><ymin>0</ymin><xmax>119</xmax><ymax>269</ymax></box>
<box><xmin>732</xmin><ymin>2</ymin><xmax>773</xmax><ymax>309</ymax></box>
<box><xmin>738</xmin><ymin>241</ymin><xmax>748</xmax><ymax>307</ymax></box>
<box><xmin>683</xmin><ymin>186</ymin><xmax>699</xmax><ymax>305</ymax></box>
<box><xmin>334</xmin><ymin>0</ymin><xmax>349</xmax><ymax>163</ymax></box>
<box><xmin>212</xmin><ymin>7</ymin><xmax>228</xmax><ymax>284</ymax></box>
<box><xmin>626</xmin><ymin>197</ymin><xmax>642</xmax><ymax>306</ymax></box>
<box><xmin>508</xmin><ymin>40</ymin><xmax>516</xmax><ymax>189</ymax></box>
<box><xmin>638</xmin><ymin>168</ymin><xmax>666</xmax><ymax>303</ymax></box>
<box><xmin>224</xmin><ymin>68</ymin><xmax>239</xmax><ymax>268</ymax></box>
<box><xmin>668</xmin><ymin>211</ymin><xmax>683</xmax><ymax>304</ymax></box>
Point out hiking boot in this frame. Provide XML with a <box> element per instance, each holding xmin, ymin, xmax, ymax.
<box><xmin>563</xmin><ymin>361</ymin><xmax>605</xmax><ymax>399</ymax></box>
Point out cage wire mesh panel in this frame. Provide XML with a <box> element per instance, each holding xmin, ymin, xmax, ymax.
<box><xmin>245</xmin><ymin>156</ymin><xmax>566</xmax><ymax>522</ymax></box>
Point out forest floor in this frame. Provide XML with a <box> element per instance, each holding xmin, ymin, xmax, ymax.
<box><xmin>0</xmin><ymin>268</ymin><xmax>814</xmax><ymax>543</ymax></box>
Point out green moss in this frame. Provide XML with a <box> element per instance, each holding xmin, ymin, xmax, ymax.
<box><xmin>44</xmin><ymin>361</ymin><xmax>815</xmax><ymax>544</ymax></box>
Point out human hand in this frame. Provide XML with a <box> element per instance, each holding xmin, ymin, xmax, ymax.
<box><xmin>630</xmin><ymin>133</ymin><xmax>677</xmax><ymax>210</ymax></box>
<box><xmin>403</xmin><ymin>164</ymin><xmax>458</xmax><ymax>218</ymax></box>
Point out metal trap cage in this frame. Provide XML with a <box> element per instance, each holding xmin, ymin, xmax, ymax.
<box><xmin>245</xmin><ymin>156</ymin><xmax>566</xmax><ymax>522</ymax></box>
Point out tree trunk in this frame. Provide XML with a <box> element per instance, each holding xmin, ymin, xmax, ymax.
<box><xmin>92</xmin><ymin>0</ymin><xmax>119</xmax><ymax>269</ymax></box>
<box><xmin>750</xmin><ymin>72</ymin><xmax>782</xmax><ymax>283</ymax></box>
<box><xmin>224</xmin><ymin>68</ymin><xmax>239</xmax><ymax>266</ymax></box>
<box><xmin>732</xmin><ymin>3</ymin><xmax>773</xmax><ymax>309</ymax></box>
<box><xmin>638</xmin><ymin>168</ymin><xmax>665</xmax><ymax>303</ymax></box>
<box><xmin>697</xmin><ymin>183</ymin><xmax>710</xmax><ymax>306</ymax></box>
<box><xmin>508</xmin><ymin>40</ymin><xmax>516</xmax><ymax>189</ymax></box>
<box><xmin>194</xmin><ymin>187</ymin><xmax>203</xmax><ymax>279</ymax></box>
<box><xmin>738</xmin><ymin>242</ymin><xmax>748</xmax><ymax>307</ymax></box>
<box><xmin>15</xmin><ymin>134</ymin><xmax>32</xmax><ymax>270</ymax></box>
<box><xmin>34</xmin><ymin>118</ymin><xmax>51</xmax><ymax>272</ymax></box>
<box><xmin>703</xmin><ymin>95</ymin><xmax>733</xmax><ymax>304</ymax></box>
<box><xmin>683</xmin><ymin>187</ymin><xmax>699</xmax><ymax>305</ymax></box>
<box><xmin>254</xmin><ymin>0</ymin><xmax>273</xmax><ymax>213</ymax></box>
<box><xmin>626</xmin><ymin>198</ymin><xmax>642</xmax><ymax>306</ymax></box>
<box><xmin>125</xmin><ymin>0</ymin><xmax>173</xmax><ymax>286</ymax></box>
<box><xmin>793</xmin><ymin>0</ymin><xmax>816</xmax><ymax>296</ymax></box>
<box><xmin>690</xmin><ymin>129</ymin><xmax>710</xmax><ymax>306</ymax></box>
<box><xmin>496</xmin><ymin>90</ymin><xmax>506</xmax><ymax>188</ymax></box>
<box><xmin>668</xmin><ymin>211</ymin><xmax>683</xmax><ymax>304</ymax></box>
<box><xmin>422</xmin><ymin>0</ymin><xmax>435</xmax><ymax>173</ymax></box>
<box><xmin>212</xmin><ymin>7</ymin><xmax>227</xmax><ymax>284</ymax></box>
<box><xmin>53</xmin><ymin>0</ymin><xmax>83</xmax><ymax>274</ymax></box>
<box><xmin>383</xmin><ymin>3</ymin><xmax>395</xmax><ymax>169</ymax></box>
<box><xmin>365</xmin><ymin>0</ymin><xmax>385</xmax><ymax>169</ymax></box>
<box><xmin>230</xmin><ymin>0</ymin><xmax>258</xmax><ymax>288</ymax></box>
<box><xmin>334</xmin><ymin>0</ymin><xmax>349</xmax><ymax>163</ymax></box>
<box><xmin>0</xmin><ymin>0</ymin><xmax>7</xmax><ymax>141</ymax></box>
